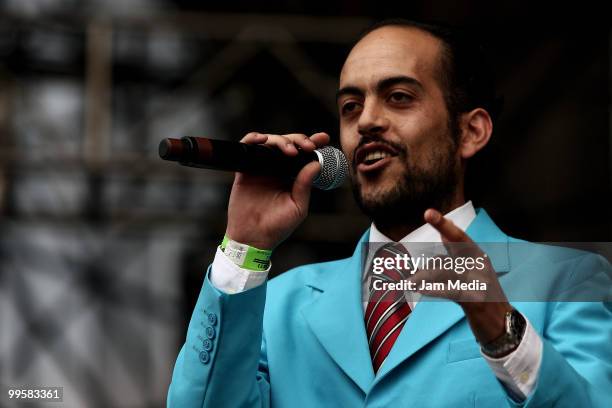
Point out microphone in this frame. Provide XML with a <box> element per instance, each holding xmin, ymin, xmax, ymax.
<box><xmin>159</xmin><ymin>136</ymin><xmax>349</xmax><ymax>190</ymax></box>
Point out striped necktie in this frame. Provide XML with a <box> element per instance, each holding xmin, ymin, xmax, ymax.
<box><xmin>364</xmin><ymin>243</ymin><xmax>412</xmax><ymax>373</ymax></box>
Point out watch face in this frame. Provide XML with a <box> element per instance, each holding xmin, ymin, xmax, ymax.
<box><xmin>511</xmin><ymin>310</ymin><xmax>526</xmax><ymax>337</ymax></box>
<box><xmin>482</xmin><ymin>309</ymin><xmax>526</xmax><ymax>358</ymax></box>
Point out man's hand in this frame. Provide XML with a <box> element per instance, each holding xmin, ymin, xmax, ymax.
<box><xmin>225</xmin><ymin>132</ymin><xmax>330</xmax><ymax>250</ymax></box>
<box><xmin>410</xmin><ymin>208</ymin><xmax>513</xmax><ymax>344</ymax></box>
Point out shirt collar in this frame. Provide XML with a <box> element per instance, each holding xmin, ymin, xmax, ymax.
<box><xmin>368</xmin><ymin>200</ymin><xmax>476</xmax><ymax>244</ymax></box>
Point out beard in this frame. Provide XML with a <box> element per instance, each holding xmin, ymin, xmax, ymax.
<box><xmin>351</xmin><ymin>138</ymin><xmax>460</xmax><ymax>231</ymax></box>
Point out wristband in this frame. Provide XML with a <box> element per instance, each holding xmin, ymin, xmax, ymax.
<box><xmin>220</xmin><ymin>235</ymin><xmax>272</xmax><ymax>271</ymax></box>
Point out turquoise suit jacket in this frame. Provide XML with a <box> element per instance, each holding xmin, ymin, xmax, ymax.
<box><xmin>167</xmin><ymin>209</ymin><xmax>612</xmax><ymax>407</ymax></box>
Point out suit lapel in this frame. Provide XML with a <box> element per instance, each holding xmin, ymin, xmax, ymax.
<box><xmin>301</xmin><ymin>232</ymin><xmax>375</xmax><ymax>394</ymax></box>
<box><xmin>373</xmin><ymin>208</ymin><xmax>511</xmax><ymax>384</ymax></box>
<box><xmin>373</xmin><ymin>297</ymin><xmax>464</xmax><ymax>382</ymax></box>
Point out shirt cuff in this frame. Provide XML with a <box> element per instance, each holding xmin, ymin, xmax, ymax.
<box><xmin>209</xmin><ymin>246</ymin><xmax>270</xmax><ymax>294</ymax></box>
<box><xmin>481</xmin><ymin>315</ymin><xmax>543</xmax><ymax>401</ymax></box>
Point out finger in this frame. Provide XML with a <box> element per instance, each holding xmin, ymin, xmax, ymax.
<box><xmin>291</xmin><ymin>161</ymin><xmax>320</xmax><ymax>210</ymax></box>
<box><xmin>309</xmin><ymin>132</ymin><xmax>331</xmax><ymax>148</ymax></box>
<box><xmin>425</xmin><ymin>208</ymin><xmax>482</xmax><ymax>258</ymax></box>
<box><xmin>262</xmin><ymin>134</ymin><xmax>300</xmax><ymax>155</ymax></box>
<box><xmin>283</xmin><ymin>133</ymin><xmax>317</xmax><ymax>152</ymax></box>
<box><xmin>241</xmin><ymin>132</ymin><xmax>268</xmax><ymax>144</ymax></box>
<box><xmin>424</xmin><ymin>209</ymin><xmax>471</xmax><ymax>243</ymax></box>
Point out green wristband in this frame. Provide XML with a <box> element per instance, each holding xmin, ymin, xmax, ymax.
<box><xmin>220</xmin><ymin>235</ymin><xmax>272</xmax><ymax>271</ymax></box>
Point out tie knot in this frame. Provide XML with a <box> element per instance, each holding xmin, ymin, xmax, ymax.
<box><xmin>374</xmin><ymin>242</ymin><xmax>410</xmax><ymax>259</ymax></box>
<box><xmin>370</xmin><ymin>242</ymin><xmax>412</xmax><ymax>282</ymax></box>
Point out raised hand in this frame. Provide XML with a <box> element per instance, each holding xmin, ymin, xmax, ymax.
<box><xmin>225</xmin><ymin>132</ymin><xmax>330</xmax><ymax>250</ymax></box>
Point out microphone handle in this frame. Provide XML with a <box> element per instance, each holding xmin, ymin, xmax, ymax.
<box><xmin>159</xmin><ymin>136</ymin><xmax>317</xmax><ymax>177</ymax></box>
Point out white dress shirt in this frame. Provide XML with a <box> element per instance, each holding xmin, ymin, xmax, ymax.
<box><xmin>209</xmin><ymin>201</ymin><xmax>542</xmax><ymax>400</ymax></box>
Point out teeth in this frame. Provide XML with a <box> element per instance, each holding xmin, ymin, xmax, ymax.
<box><xmin>364</xmin><ymin>151</ymin><xmax>391</xmax><ymax>162</ymax></box>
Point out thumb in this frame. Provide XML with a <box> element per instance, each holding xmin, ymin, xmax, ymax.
<box><xmin>291</xmin><ymin>161</ymin><xmax>320</xmax><ymax>209</ymax></box>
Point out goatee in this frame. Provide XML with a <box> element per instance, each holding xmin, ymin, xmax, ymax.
<box><xmin>352</xmin><ymin>146</ymin><xmax>459</xmax><ymax>232</ymax></box>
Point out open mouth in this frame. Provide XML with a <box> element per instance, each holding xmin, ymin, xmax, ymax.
<box><xmin>354</xmin><ymin>142</ymin><xmax>400</xmax><ymax>173</ymax></box>
<box><xmin>362</xmin><ymin>150</ymin><xmax>394</xmax><ymax>165</ymax></box>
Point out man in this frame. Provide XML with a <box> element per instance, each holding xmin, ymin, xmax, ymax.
<box><xmin>167</xmin><ymin>20</ymin><xmax>612</xmax><ymax>407</ymax></box>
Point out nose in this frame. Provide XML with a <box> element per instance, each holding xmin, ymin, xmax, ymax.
<box><xmin>357</xmin><ymin>99</ymin><xmax>389</xmax><ymax>136</ymax></box>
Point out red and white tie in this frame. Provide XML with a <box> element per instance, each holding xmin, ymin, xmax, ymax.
<box><xmin>364</xmin><ymin>243</ymin><xmax>412</xmax><ymax>373</ymax></box>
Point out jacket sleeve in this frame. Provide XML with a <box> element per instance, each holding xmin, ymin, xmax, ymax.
<box><xmin>167</xmin><ymin>266</ymin><xmax>270</xmax><ymax>408</ymax></box>
<box><xmin>508</xmin><ymin>254</ymin><xmax>612</xmax><ymax>407</ymax></box>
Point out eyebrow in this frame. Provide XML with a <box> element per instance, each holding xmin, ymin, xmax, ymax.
<box><xmin>336</xmin><ymin>75</ymin><xmax>424</xmax><ymax>102</ymax></box>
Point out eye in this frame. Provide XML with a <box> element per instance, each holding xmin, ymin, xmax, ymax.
<box><xmin>341</xmin><ymin>101</ymin><xmax>361</xmax><ymax>115</ymax></box>
<box><xmin>388</xmin><ymin>92</ymin><xmax>413</xmax><ymax>104</ymax></box>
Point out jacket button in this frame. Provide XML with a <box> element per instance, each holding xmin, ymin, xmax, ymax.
<box><xmin>199</xmin><ymin>350</ymin><xmax>210</xmax><ymax>364</ymax></box>
<box><xmin>205</xmin><ymin>326</ymin><xmax>216</xmax><ymax>340</ymax></box>
<box><xmin>207</xmin><ymin>313</ymin><xmax>217</xmax><ymax>326</ymax></box>
<box><xmin>203</xmin><ymin>339</ymin><xmax>213</xmax><ymax>352</ymax></box>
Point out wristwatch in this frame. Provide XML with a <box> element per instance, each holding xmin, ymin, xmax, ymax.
<box><xmin>481</xmin><ymin>308</ymin><xmax>526</xmax><ymax>358</ymax></box>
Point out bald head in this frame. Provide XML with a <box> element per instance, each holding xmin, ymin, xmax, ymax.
<box><xmin>341</xmin><ymin>25</ymin><xmax>448</xmax><ymax>105</ymax></box>
<box><xmin>340</xmin><ymin>20</ymin><xmax>501</xmax><ymax>126</ymax></box>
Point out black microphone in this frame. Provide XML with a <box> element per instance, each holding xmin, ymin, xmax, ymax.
<box><xmin>159</xmin><ymin>136</ymin><xmax>349</xmax><ymax>190</ymax></box>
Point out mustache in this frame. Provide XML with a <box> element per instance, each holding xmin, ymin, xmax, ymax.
<box><xmin>352</xmin><ymin>135</ymin><xmax>407</xmax><ymax>168</ymax></box>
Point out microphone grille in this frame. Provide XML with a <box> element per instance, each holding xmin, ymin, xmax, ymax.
<box><xmin>313</xmin><ymin>146</ymin><xmax>349</xmax><ymax>190</ymax></box>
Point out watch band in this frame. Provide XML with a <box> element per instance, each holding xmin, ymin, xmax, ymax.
<box><xmin>481</xmin><ymin>308</ymin><xmax>526</xmax><ymax>358</ymax></box>
<box><xmin>220</xmin><ymin>235</ymin><xmax>272</xmax><ymax>271</ymax></box>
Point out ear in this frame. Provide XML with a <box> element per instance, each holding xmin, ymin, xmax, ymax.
<box><xmin>458</xmin><ymin>108</ymin><xmax>493</xmax><ymax>159</ymax></box>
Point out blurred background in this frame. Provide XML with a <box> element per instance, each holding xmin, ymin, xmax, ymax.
<box><xmin>0</xmin><ymin>1</ymin><xmax>610</xmax><ymax>407</ymax></box>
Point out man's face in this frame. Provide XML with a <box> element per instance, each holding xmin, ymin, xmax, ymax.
<box><xmin>338</xmin><ymin>26</ymin><xmax>460</xmax><ymax>224</ymax></box>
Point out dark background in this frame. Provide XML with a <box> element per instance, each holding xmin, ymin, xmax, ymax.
<box><xmin>0</xmin><ymin>1</ymin><xmax>610</xmax><ymax>407</ymax></box>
